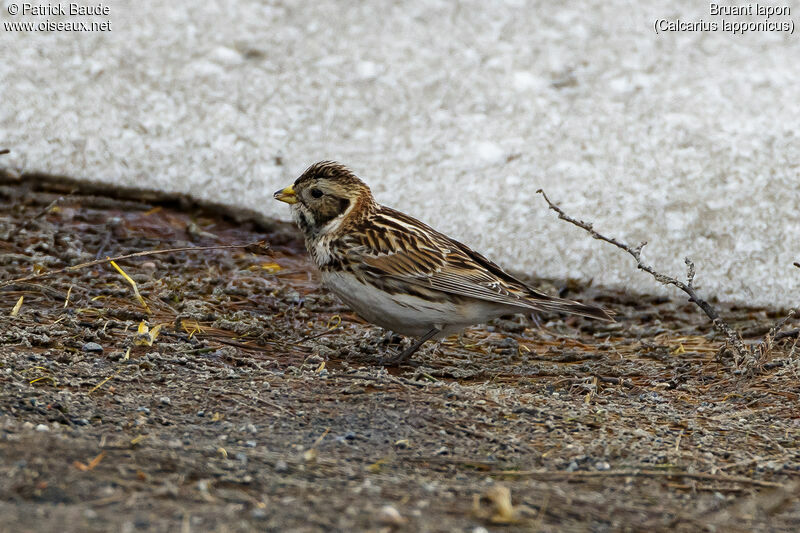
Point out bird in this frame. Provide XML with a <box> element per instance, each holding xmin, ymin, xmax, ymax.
<box><xmin>274</xmin><ymin>161</ymin><xmax>613</xmax><ymax>364</ymax></box>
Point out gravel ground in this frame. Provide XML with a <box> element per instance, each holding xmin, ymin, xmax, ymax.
<box><xmin>1</xmin><ymin>175</ymin><xmax>799</xmax><ymax>532</ymax></box>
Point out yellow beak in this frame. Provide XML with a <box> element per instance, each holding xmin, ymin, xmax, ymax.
<box><xmin>273</xmin><ymin>185</ymin><xmax>297</xmax><ymax>204</ymax></box>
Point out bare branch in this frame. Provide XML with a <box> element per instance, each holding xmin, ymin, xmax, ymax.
<box><xmin>536</xmin><ymin>189</ymin><xmax>749</xmax><ymax>363</ymax></box>
<box><xmin>684</xmin><ymin>258</ymin><xmax>696</xmax><ymax>289</ymax></box>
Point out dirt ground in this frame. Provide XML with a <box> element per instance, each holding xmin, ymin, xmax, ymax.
<box><xmin>1</xmin><ymin>173</ymin><xmax>799</xmax><ymax>533</ymax></box>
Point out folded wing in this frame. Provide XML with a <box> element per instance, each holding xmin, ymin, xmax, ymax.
<box><xmin>345</xmin><ymin>207</ymin><xmax>614</xmax><ymax>321</ymax></box>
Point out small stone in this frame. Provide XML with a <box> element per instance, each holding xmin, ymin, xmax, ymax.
<box><xmin>595</xmin><ymin>461</ymin><xmax>610</xmax><ymax>471</ymax></box>
<box><xmin>245</xmin><ymin>440</ymin><xmax>257</xmax><ymax>448</ymax></box>
<box><xmin>306</xmin><ymin>354</ymin><xmax>324</xmax><ymax>365</ymax></box>
<box><xmin>159</xmin><ymin>396</ymin><xmax>171</xmax><ymax>406</ymax></box>
<box><xmin>274</xmin><ymin>460</ymin><xmax>288</xmax><ymax>473</ymax></box>
<box><xmin>377</xmin><ymin>505</ymin><xmax>406</xmax><ymax>526</ymax></box>
<box><xmin>137</xmin><ymin>407</ymin><xmax>150</xmax><ymax>414</ymax></box>
<box><xmin>235</xmin><ymin>452</ymin><xmax>248</xmax><ymax>464</ymax></box>
<box><xmin>82</xmin><ymin>342</ymin><xmax>103</xmax><ymax>353</ymax></box>
<box><xmin>75</xmin><ymin>418</ymin><xmax>90</xmax><ymax>426</ymax></box>
<box><xmin>35</xmin><ymin>424</ymin><xmax>49</xmax><ymax>432</ymax></box>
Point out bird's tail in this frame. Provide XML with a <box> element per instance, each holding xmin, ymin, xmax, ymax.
<box><xmin>527</xmin><ymin>290</ymin><xmax>615</xmax><ymax>322</ymax></box>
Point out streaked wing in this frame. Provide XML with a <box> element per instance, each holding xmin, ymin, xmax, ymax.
<box><xmin>344</xmin><ymin>207</ymin><xmax>553</xmax><ymax>311</ymax></box>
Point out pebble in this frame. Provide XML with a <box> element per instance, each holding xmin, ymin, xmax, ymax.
<box><xmin>35</xmin><ymin>424</ymin><xmax>49</xmax><ymax>432</ymax></box>
<box><xmin>82</xmin><ymin>342</ymin><xmax>103</xmax><ymax>353</ymax></box>
<box><xmin>595</xmin><ymin>461</ymin><xmax>610</xmax><ymax>471</ymax></box>
<box><xmin>159</xmin><ymin>396</ymin><xmax>171</xmax><ymax>406</ymax></box>
<box><xmin>137</xmin><ymin>407</ymin><xmax>150</xmax><ymax>414</ymax></box>
<box><xmin>245</xmin><ymin>440</ymin><xmax>257</xmax><ymax>448</ymax></box>
<box><xmin>274</xmin><ymin>460</ymin><xmax>288</xmax><ymax>473</ymax></box>
<box><xmin>377</xmin><ymin>505</ymin><xmax>406</xmax><ymax>526</ymax></box>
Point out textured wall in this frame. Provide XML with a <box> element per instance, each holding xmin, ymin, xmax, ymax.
<box><xmin>2</xmin><ymin>1</ymin><xmax>799</xmax><ymax>306</ymax></box>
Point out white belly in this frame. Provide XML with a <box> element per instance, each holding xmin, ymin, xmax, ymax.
<box><xmin>320</xmin><ymin>271</ymin><xmax>510</xmax><ymax>338</ymax></box>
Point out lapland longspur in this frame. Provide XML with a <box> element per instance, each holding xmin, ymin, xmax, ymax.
<box><xmin>275</xmin><ymin>161</ymin><xmax>613</xmax><ymax>364</ymax></box>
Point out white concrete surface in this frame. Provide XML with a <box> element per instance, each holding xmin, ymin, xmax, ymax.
<box><xmin>2</xmin><ymin>0</ymin><xmax>799</xmax><ymax>306</ymax></box>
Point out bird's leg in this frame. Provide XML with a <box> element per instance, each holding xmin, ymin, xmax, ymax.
<box><xmin>380</xmin><ymin>328</ymin><xmax>441</xmax><ymax>366</ymax></box>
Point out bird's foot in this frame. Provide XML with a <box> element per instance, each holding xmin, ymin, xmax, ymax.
<box><xmin>377</xmin><ymin>328</ymin><xmax>441</xmax><ymax>367</ymax></box>
<box><xmin>377</xmin><ymin>345</ymin><xmax>421</xmax><ymax>367</ymax></box>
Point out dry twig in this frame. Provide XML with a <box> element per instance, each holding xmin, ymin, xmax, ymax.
<box><xmin>537</xmin><ymin>190</ymin><xmax>748</xmax><ymax>362</ymax></box>
<box><xmin>537</xmin><ymin>190</ymin><xmax>797</xmax><ymax>370</ymax></box>
<box><xmin>0</xmin><ymin>241</ymin><xmax>270</xmax><ymax>289</ymax></box>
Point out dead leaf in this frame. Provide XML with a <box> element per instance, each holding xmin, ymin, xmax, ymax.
<box><xmin>473</xmin><ymin>485</ymin><xmax>519</xmax><ymax>524</ymax></box>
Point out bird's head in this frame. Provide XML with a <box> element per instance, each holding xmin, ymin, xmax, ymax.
<box><xmin>274</xmin><ymin>161</ymin><xmax>374</xmax><ymax>236</ymax></box>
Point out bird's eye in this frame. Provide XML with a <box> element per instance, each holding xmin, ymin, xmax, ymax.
<box><xmin>310</xmin><ymin>188</ymin><xmax>323</xmax><ymax>199</ymax></box>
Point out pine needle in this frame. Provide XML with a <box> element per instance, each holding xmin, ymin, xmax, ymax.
<box><xmin>89</xmin><ymin>371</ymin><xmax>119</xmax><ymax>394</ymax></box>
<box><xmin>74</xmin><ymin>452</ymin><xmax>105</xmax><ymax>472</ymax></box>
<box><xmin>109</xmin><ymin>259</ymin><xmax>150</xmax><ymax>313</ymax></box>
<box><xmin>63</xmin><ymin>285</ymin><xmax>72</xmax><ymax>308</ymax></box>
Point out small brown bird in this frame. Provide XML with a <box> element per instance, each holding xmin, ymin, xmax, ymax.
<box><xmin>275</xmin><ymin>161</ymin><xmax>613</xmax><ymax>364</ymax></box>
